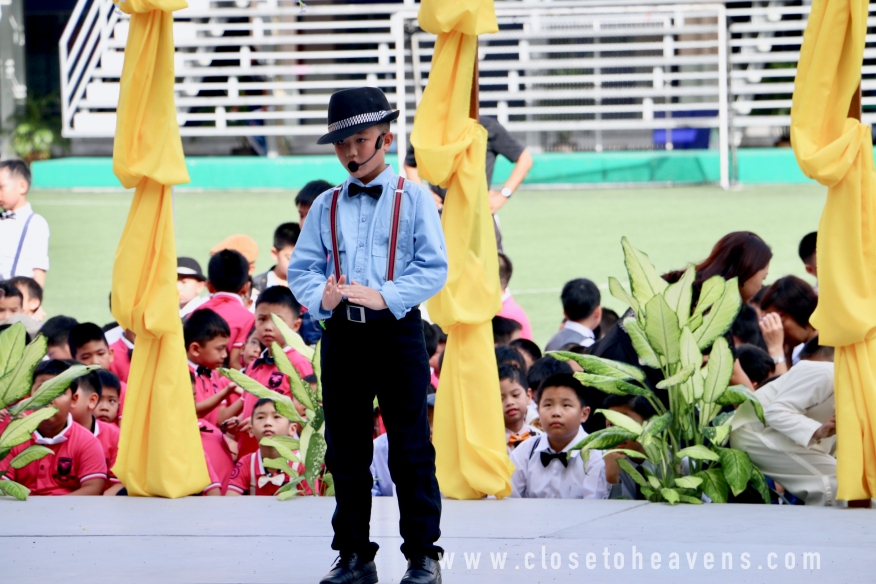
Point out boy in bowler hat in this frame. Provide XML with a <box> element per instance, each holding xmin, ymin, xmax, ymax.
<box><xmin>288</xmin><ymin>87</ymin><xmax>447</xmax><ymax>584</ymax></box>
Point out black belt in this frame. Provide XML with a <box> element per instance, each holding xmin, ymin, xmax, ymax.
<box><xmin>335</xmin><ymin>302</ymin><xmax>394</xmax><ymax>323</ymax></box>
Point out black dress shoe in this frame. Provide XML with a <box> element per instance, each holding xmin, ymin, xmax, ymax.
<box><xmin>399</xmin><ymin>555</ymin><xmax>441</xmax><ymax>584</ymax></box>
<box><xmin>319</xmin><ymin>552</ymin><xmax>378</xmax><ymax>584</ymax></box>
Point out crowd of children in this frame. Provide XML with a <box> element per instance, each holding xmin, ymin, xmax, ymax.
<box><xmin>0</xmin><ymin>188</ymin><xmax>830</xmax><ymax>507</ymax></box>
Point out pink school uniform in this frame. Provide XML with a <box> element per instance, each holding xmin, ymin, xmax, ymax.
<box><xmin>189</xmin><ymin>362</ymin><xmax>224</xmax><ymax>427</ymax></box>
<box><xmin>199</xmin><ymin>419</ymin><xmax>235</xmax><ymax>494</ymax></box>
<box><xmin>109</xmin><ymin>337</ymin><xmax>133</xmax><ymax>384</ymax></box>
<box><xmin>1</xmin><ymin>414</ymin><xmax>107</xmax><ymax>495</ymax></box>
<box><xmin>92</xmin><ymin>419</ymin><xmax>121</xmax><ymax>489</ymax></box>
<box><xmin>227</xmin><ymin>450</ymin><xmax>311</xmax><ymax>496</ymax></box>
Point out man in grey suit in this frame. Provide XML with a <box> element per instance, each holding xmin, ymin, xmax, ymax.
<box><xmin>545</xmin><ymin>279</ymin><xmax>602</xmax><ymax>352</ymax></box>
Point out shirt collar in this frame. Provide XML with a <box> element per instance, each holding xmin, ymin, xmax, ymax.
<box><xmin>347</xmin><ymin>164</ymin><xmax>396</xmax><ymax>190</ymax></box>
<box><xmin>92</xmin><ymin>418</ymin><xmax>101</xmax><ymax>438</ymax></box>
<box><xmin>34</xmin><ymin>414</ymin><xmax>74</xmax><ymax>445</ymax></box>
<box><xmin>119</xmin><ymin>334</ymin><xmax>135</xmax><ymax>350</ymax></box>
<box><xmin>266</xmin><ymin>270</ymin><xmax>286</xmax><ymax>288</ymax></box>
<box><xmin>212</xmin><ymin>292</ymin><xmax>244</xmax><ymax>306</ymax></box>
<box><xmin>501</xmin><ymin>290</ymin><xmax>511</xmax><ymax>302</ymax></box>
<box><xmin>187</xmin><ymin>360</ymin><xmax>198</xmax><ymax>372</ymax></box>
<box><xmin>564</xmin><ymin>320</ymin><xmax>595</xmax><ymax>340</ymax></box>
<box><xmin>256</xmin><ymin>450</ymin><xmax>267</xmax><ymax>475</ymax></box>
<box><xmin>2</xmin><ymin>202</ymin><xmax>33</xmax><ymax>219</ymax></box>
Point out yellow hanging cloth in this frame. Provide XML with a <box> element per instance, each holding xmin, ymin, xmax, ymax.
<box><xmin>110</xmin><ymin>0</ymin><xmax>210</xmax><ymax>497</ymax></box>
<box><xmin>791</xmin><ymin>0</ymin><xmax>876</xmax><ymax>500</ymax></box>
<box><xmin>414</xmin><ymin>0</ymin><xmax>514</xmax><ymax>499</ymax></box>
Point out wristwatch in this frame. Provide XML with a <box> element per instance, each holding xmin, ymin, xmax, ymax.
<box><xmin>501</xmin><ymin>187</ymin><xmax>513</xmax><ymax>198</ymax></box>
<box><xmin>772</xmin><ymin>355</ymin><xmax>786</xmax><ymax>365</ymax></box>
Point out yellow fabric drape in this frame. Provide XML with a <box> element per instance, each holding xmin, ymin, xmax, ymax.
<box><xmin>414</xmin><ymin>0</ymin><xmax>514</xmax><ymax>499</ymax></box>
<box><xmin>791</xmin><ymin>0</ymin><xmax>876</xmax><ymax>500</ymax></box>
<box><xmin>110</xmin><ymin>0</ymin><xmax>210</xmax><ymax>497</ymax></box>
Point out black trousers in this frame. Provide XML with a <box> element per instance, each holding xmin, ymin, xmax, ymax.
<box><xmin>321</xmin><ymin>307</ymin><xmax>442</xmax><ymax>560</ymax></box>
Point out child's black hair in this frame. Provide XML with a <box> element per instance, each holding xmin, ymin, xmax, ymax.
<box><xmin>498</xmin><ymin>253</ymin><xmax>513</xmax><ymax>290</ymax></box>
<box><xmin>602</xmin><ymin>394</ymin><xmax>656</xmax><ymax>421</ymax></box>
<box><xmin>527</xmin><ymin>356</ymin><xmax>573</xmax><ymax>393</ymax></box>
<box><xmin>0</xmin><ymin>281</ymin><xmax>23</xmax><ymax>303</ymax></box>
<box><xmin>498</xmin><ymin>362</ymin><xmax>527</xmax><ymax>389</ymax></box>
<box><xmin>760</xmin><ymin>276</ymin><xmax>818</xmax><ymax>328</ymax></box>
<box><xmin>509</xmin><ymin>338</ymin><xmax>542</xmax><ymax>364</ymax></box>
<box><xmin>252</xmin><ymin>397</ymin><xmax>276</xmax><ymax>419</ymax></box>
<box><xmin>537</xmin><ymin>373</ymin><xmax>588</xmax><ymax>407</ymax></box>
<box><xmin>423</xmin><ymin>321</ymin><xmax>439</xmax><ymax>358</ymax></box>
<box><xmin>496</xmin><ymin>345</ymin><xmax>526</xmax><ymax>373</ymax></box>
<box><xmin>68</xmin><ymin>323</ymin><xmax>109</xmax><ymax>357</ymax></box>
<box><xmin>736</xmin><ymin>344</ymin><xmax>775</xmax><ymax>387</ymax></box>
<box><xmin>97</xmin><ymin>370</ymin><xmax>121</xmax><ymax>394</ymax></box>
<box><xmin>273</xmin><ymin>222</ymin><xmax>301</xmax><ymax>251</ymax></box>
<box><xmin>561</xmin><ymin>278</ymin><xmax>600</xmax><ymax>321</ymax></box>
<box><xmin>799</xmin><ymin>231</ymin><xmax>817</xmax><ymax>264</ymax></box>
<box><xmin>731</xmin><ymin>304</ymin><xmax>767</xmax><ymax>351</ymax></box>
<box><xmin>184</xmin><ymin>308</ymin><xmax>231</xmax><ymax>349</ymax></box>
<box><xmin>39</xmin><ymin>316</ymin><xmax>79</xmax><ymax>349</ymax></box>
<box><xmin>256</xmin><ymin>285</ymin><xmax>302</xmax><ymax>319</ymax></box>
<box><xmin>0</xmin><ymin>159</ymin><xmax>31</xmax><ymax>189</ymax></box>
<box><xmin>208</xmin><ymin>249</ymin><xmax>250</xmax><ymax>293</ymax></box>
<box><xmin>597</xmin><ymin>307</ymin><xmax>620</xmax><ymax>339</ymax></box>
<box><xmin>492</xmin><ymin>315</ymin><xmax>522</xmax><ymax>345</ymax></box>
<box><xmin>8</xmin><ymin>276</ymin><xmax>42</xmax><ymax>304</ymax></box>
<box><xmin>71</xmin><ymin>370</ymin><xmax>103</xmax><ymax>398</ymax></box>
<box><xmin>295</xmin><ymin>180</ymin><xmax>333</xmax><ymax>207</ymax></box>
<box><xmin>33</xmin><ymin>359</ymin><xmax>73</xmax><ymax>382</ymax></box>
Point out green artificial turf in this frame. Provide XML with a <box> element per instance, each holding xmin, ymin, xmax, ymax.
<box><xmin>30</xmin><ymin>183</ymin><xmax>826</xmax><ymax>347</ymax></box>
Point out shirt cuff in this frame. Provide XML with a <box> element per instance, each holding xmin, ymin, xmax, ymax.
<box><xmin>379</xmin><ymin>280</ymin><xmax>407</xmax><ymax>320</ymax></box>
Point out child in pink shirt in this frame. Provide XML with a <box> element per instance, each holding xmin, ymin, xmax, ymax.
<box><xmin>238</xmin><ymin>286</ymin><xmax>312</xmax><ymax>457</ymax></box>
<box><xmin>69</xmin><ymin>368</ymin><xmax>122</xmax><ymax>494</ymax></box>
<box><xmin>227</xmin><ymin>398</ymin><xmax>310</xmax><ymax>496</ymax></box>
<box><xmin>194</xmin><ymin>249</ymin><xmax>255</xmax><ymax>371</ymax></box>
<box><xmin>184</xmin><ymin>308</ymin><xmax>241</xmax><ymax>427</ymax></box>
<box><xmin>1</xmin><ymin>362</ymin><xmax>107</xmax><ymax>495</ymax></box>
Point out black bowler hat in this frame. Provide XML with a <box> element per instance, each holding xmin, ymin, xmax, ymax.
<box><xmin>177</xmin><ymin>257</ymin><xmax>206</xmax><ymax>281</ymax></box>
<box><xmin>317</xmin><ymin>87</ymin><xmax>400</xmax><ymax>145</ymax></box>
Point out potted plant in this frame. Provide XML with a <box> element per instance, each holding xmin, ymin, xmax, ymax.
<box><xmin>0</xmin><ymin>324</ymin><xmax>98</xmax><ymax>500</ymax></box>
<box><xmin>551</xmin><ymin>238</ymin><xmax>770</xmax><ymax>505</ymax></box>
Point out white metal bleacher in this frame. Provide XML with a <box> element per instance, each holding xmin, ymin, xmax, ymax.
<box><xmin>58</xmin><ymin>0</ymin><xmax>876</xmax><ymax>184</ymax></box>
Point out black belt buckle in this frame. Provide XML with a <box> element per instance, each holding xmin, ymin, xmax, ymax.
<box><xmin>346</xmin><ymin>304</ymin><xmax>366</xmax><ymax>323</ymax></box>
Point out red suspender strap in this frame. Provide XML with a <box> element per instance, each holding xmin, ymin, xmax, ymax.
<box><xmin>386</xmin><ymin>176</ymin><xmax>405</xmax><ymax>282</ymax></box>
<box><xmin>329</xmin><ymin>186</ymin><xmax>343</xmax><ymax>280</ymax></box>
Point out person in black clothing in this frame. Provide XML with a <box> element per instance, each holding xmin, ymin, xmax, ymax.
<box><xmin>403</xmin><ymin>116</ymin><xmax>533</xmax><ymax>251</ymax></box>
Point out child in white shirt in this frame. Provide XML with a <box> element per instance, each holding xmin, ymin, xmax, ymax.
<box><xmin>499</xmin><ymin>363</ymin><xmax>542</xmax><ymax>454</ymax></box>
<box><xmin>511</xmin><ymin>373</ymin><xmax>608</xmax><ymax>499</ymax></box>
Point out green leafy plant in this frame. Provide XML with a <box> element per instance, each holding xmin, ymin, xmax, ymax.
<box><xmin>220</xmin><ymin>314</ymin><xmax>332</xmax><ymax>500</ymax></box>
<box><xmin>550</xmin><ymin>238</ymin><xmax>770</xmax><ymax>505</ymax></box>
<box><xmin>5</xmin><ymin>94</ymin><xmax>66</xmax><ymax>162</ymax></box>
<box><xmin>0</xmin><ymin>324</ymin><xmax>98</xmax><ymax>500</ymax></box>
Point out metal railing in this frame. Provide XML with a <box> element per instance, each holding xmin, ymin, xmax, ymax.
<box><xmin>57</xmin><ymin>0</ymin><xmax>876</xmax><ymax>186</ymax></box>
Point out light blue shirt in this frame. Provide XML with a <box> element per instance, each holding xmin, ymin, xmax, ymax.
<box><xmin>288</xmin><ymin>165</ymin><xmax>448</xmax><ymax>320</ymax></box>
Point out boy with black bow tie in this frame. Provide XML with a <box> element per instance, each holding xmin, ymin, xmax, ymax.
<box><xmin>510</xmin><ymin>374</ymin><xmax>609</xmax><ymax>499</ymax></box>
<box><xmin>289</xmin><ymin>87</ymin><xmax>447</xmax><ymax>584</ymax></box>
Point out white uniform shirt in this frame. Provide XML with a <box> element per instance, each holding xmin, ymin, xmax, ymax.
<box><xmin>732</xmin><ymin>360</ymin><xmax>835</xmax><ymax>454</ymax></box>
<box><xmin>510</xmin><ymin>426</ymin><xmax>609</xmax><ymax>499</ymax></box>
<box><xmin>0</xmin><ymin>203</ymin><xmax>50</xmax><ymax>279</ymax></box>
<box><xmin>370</xmin><ymin>433</ymin><xmax>394</xmax><ymax>496</ymax></box>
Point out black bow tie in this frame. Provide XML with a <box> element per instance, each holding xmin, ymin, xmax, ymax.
<box><xmin>196</xmin><ymin>366</ymin><xmax>212</xmax><ymax>378</ymax></box>
<box><xmin>0</xmin><ymin>210</ymin><xmax>15</xmax><ymax>220</ymax></box>
<box><xmin>348</xmin><ymin>184</ymin><xmax>383</xmax><ymax>199</ymax></box>
<box><xmin>540</xmin><ymin>450</ymin><xmax>569</xmax><ymax>468</ymax></box>
<box><xmin>255</xmin><ymin>354</ymin><xmax>275</xmax><ymax>367</ymax></box>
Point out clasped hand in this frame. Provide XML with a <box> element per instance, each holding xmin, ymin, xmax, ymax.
<box><xmin>322</xmin><ymin>274</ymin><xmax>388</xmax><ymax>311</ymax></box>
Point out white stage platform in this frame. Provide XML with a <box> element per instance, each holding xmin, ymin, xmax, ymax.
<box><xmin>3</xmin><ymin>497</ymin><xmax>873</xmax><ymax>583</ymax></box>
